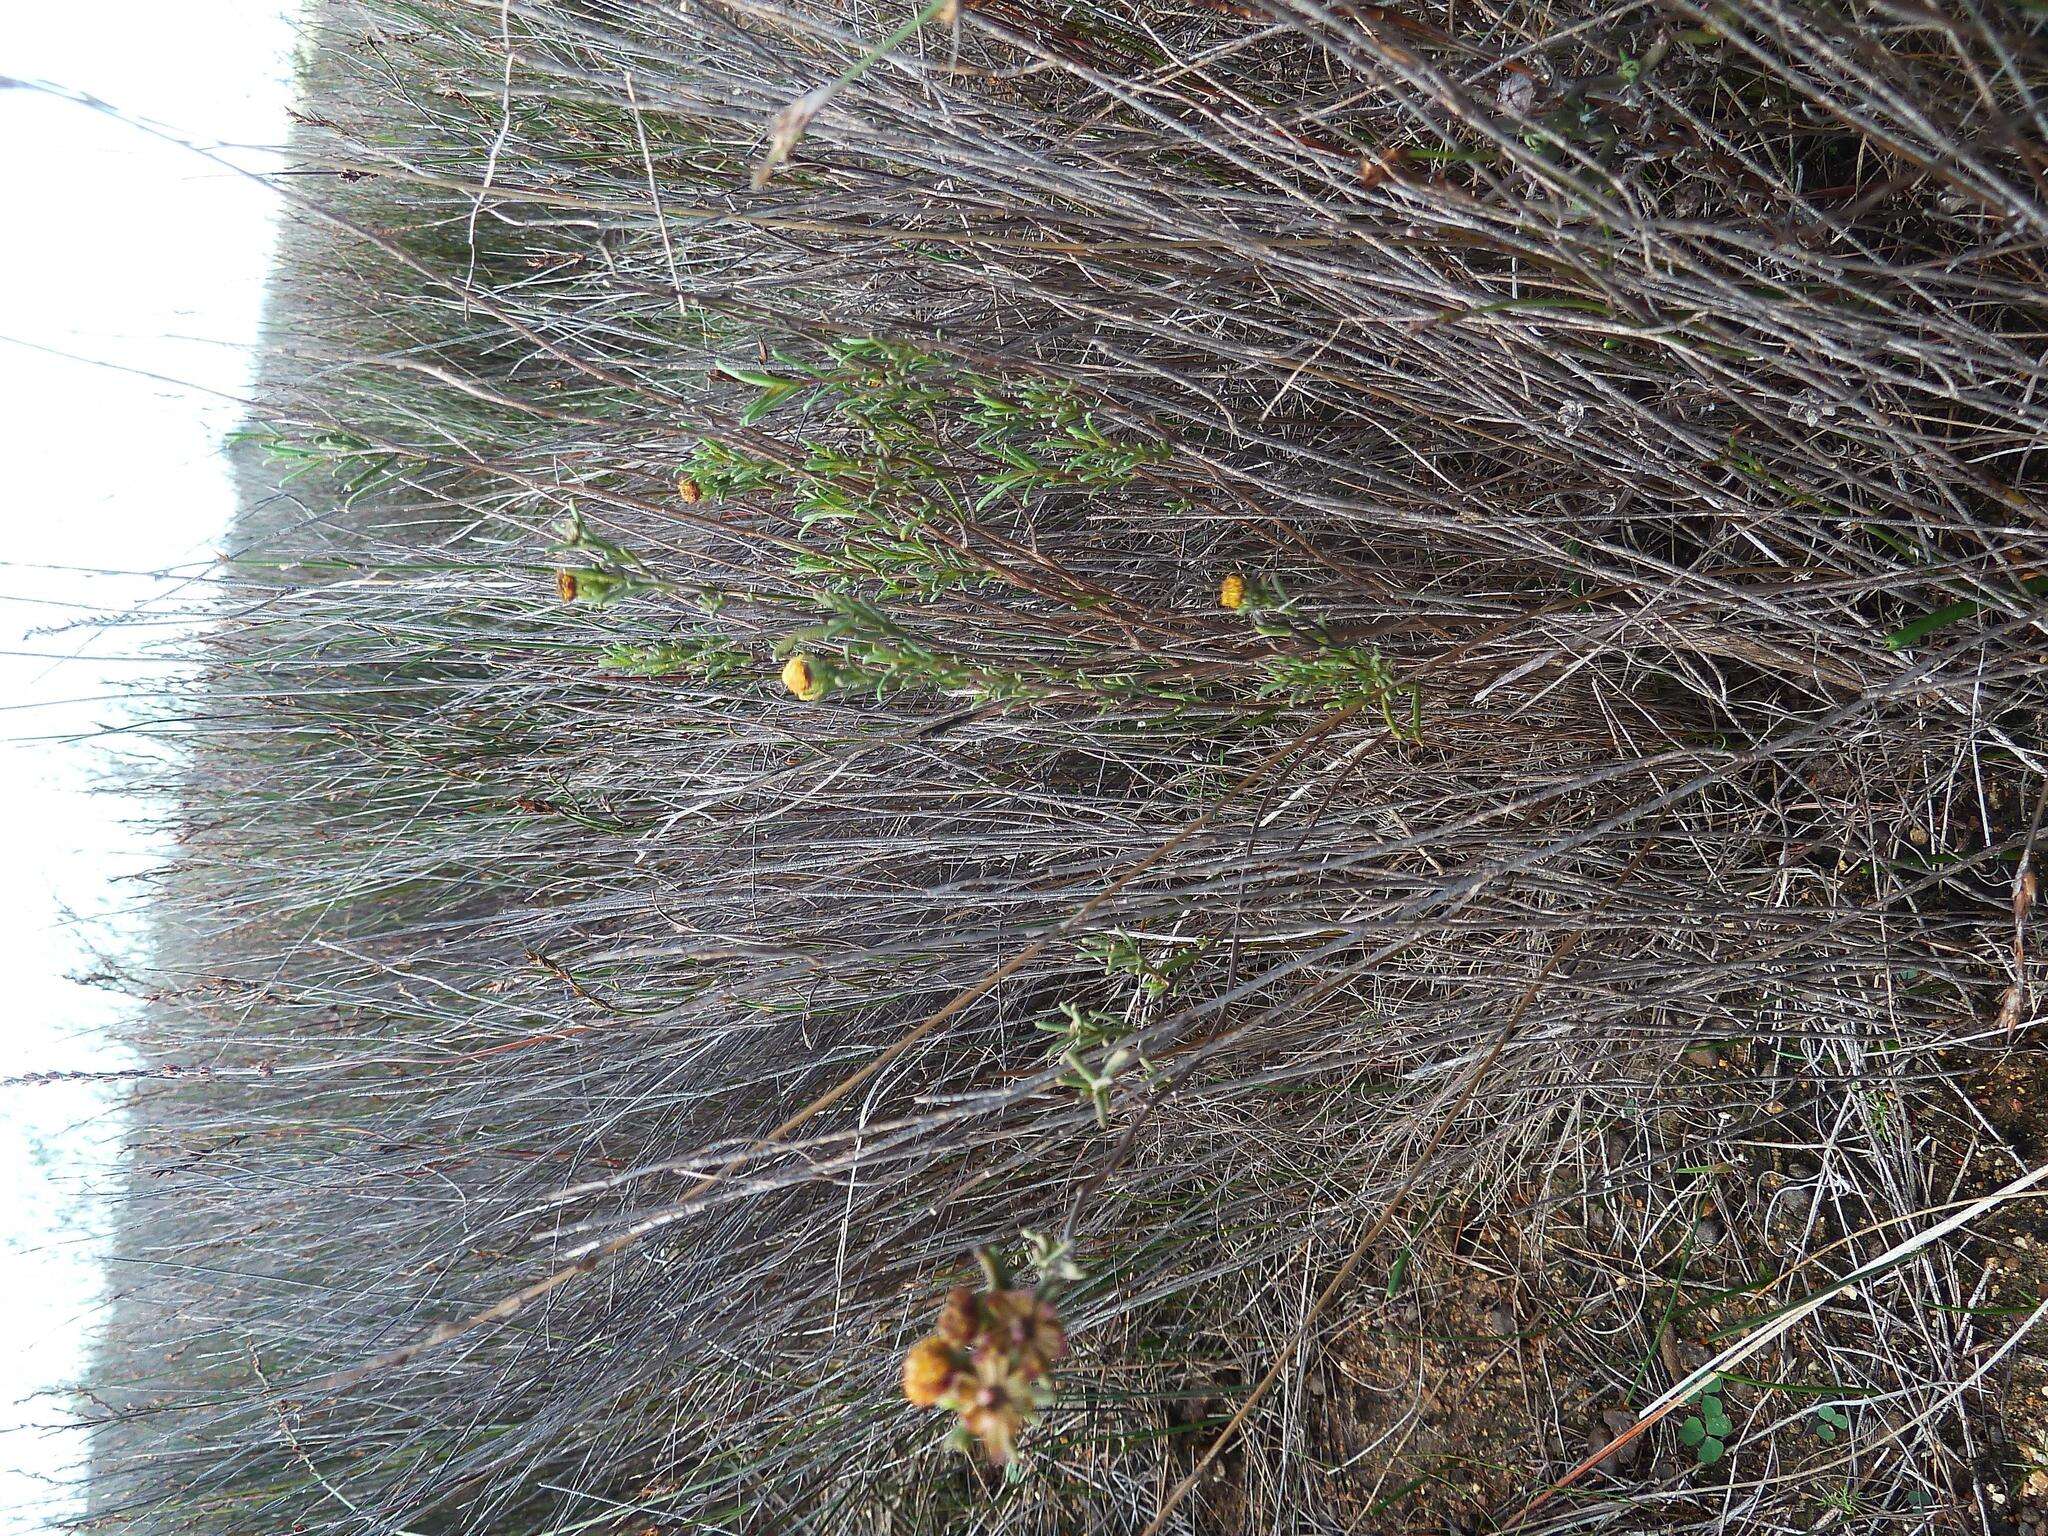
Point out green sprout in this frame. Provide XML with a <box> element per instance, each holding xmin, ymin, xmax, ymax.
<box><xmin>1036</xmin><ymin>1002</ymin><xmax>1152</xmax><ymax>1127</ymax></box>
<box><xmin>554</xmin><ymin>508</ymin><xmax>666</xmax><ymax>607</ymax></box>
<box><xmin>1077</xmin><ymin>933</ymin><xmax>1207</xmax><ymax>998</ymax></box>
<box><xmin>1677</xmin><ymin>1377</ymin><xmax>1733</xmax><ymax>1466</ymax></box>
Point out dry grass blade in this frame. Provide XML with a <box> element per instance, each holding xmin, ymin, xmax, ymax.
<box><xmin>66</xmin><ymin>1</ymin><xmax>2048</xmax><ymax>1532</ymax></box>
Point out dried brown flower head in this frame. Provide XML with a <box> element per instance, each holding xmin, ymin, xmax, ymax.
<box><xmin>935</xmin><ymin>1286</ymin><xmax>979</xmax><ymax>1346</ymax></box>
<box><xmin>900</xmin><ymin>1275</ymin><xmax>1067</xmax><ymax>1464</ymax></box>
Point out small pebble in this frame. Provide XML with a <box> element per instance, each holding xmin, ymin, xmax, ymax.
<box><xmin>1696</xmin><ymin>1217</ymin><xmax>1724</xmax><ymax>1246</ymax></box>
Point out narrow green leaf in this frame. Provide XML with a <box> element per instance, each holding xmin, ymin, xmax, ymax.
<box><xmin>1884</xmin><ymin>573</ymin><xmax>2048</xmax><ymax>650</ymax></box>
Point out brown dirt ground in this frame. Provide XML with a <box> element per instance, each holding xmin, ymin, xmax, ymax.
<box><xmin>1254</xmin><ymin>1032</ymin><xmax>2048</xmax><ymax>1535</ymax></box>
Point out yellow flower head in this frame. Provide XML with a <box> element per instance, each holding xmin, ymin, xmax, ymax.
<box><xmin>676</xmin><ymin>475</ymin><xmax>703</xmax><ymax>504</ymax></box>
<box><xmin>1218</xmin><ymin>573</ymin><xmax>1247</xmax><ymax>611</ymax></box>
<box><xmin>781</xmin><ymin>653</ymin><xmax>827</xmax><ymax>701</ymax></box>
<box><xmin>556</xmin><ymin>569</ymin><xmax>579</xmax><ymax>603</ymax></box>
<box><xmin>902</xmin><ymin>1337</ymin><xmax>965</xmax><ymax>1408</ymax></box>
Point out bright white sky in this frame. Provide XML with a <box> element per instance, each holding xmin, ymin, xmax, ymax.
<box><xmin>0</xmin><ymin>5</ymin><xmax>302</xmax><ymax>1529</ymax></box>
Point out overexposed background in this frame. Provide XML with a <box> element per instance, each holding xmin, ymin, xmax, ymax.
<box><xmin>0</xmin><ymin>7</ymin><xmax>302</xmax><ymax>1528</ymax></box>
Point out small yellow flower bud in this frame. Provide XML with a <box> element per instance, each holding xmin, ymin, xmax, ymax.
<box><xmin>902</xmin><ymin>1337</ymin><xmax>962</xmax><ymax>1408</ymax></box>
<box><xmin>676</xmin><ymin>475</ymin><xmax>703</xmax><ymax>504</ymax></box>
<box><xmin>557</xmin><ymin>569</ymin><xmax>579</xmax><ymax>603</ymax></box>
<box><xmin>781</xmin><ymin>653</ymin><xmax>827</xmax><ymax>701</ymax></box>
<box><xmin>1218</xmin><ymin>573</ymin><xmax>1247</xmax><ymax>611</ymax></box>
